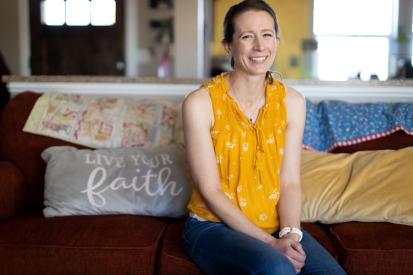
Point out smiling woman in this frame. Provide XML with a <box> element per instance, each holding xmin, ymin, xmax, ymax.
<box><xmin>181</xmin><ymin>1</ymin><xmax>346</xmax><ymax>274</ymax></box>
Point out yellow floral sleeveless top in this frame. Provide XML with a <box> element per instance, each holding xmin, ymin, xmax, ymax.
<box><xmin>188</xmin><ymin>72</ymin><xmax>287</xmax><ymax>233</ymax></box>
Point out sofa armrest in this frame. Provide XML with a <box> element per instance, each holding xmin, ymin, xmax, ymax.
<box><xmin>0</xmin><ymin>161</ymin><xmax>25</xmax><ymax>221</ymax></box>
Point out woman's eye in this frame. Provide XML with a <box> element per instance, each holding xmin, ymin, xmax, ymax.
<box><xmin>264</xmin><ymin>33</ymin><xmax>273</xmax><ymax>37</ymax></box>
<box><xmin>241</xmin><ymin>34</ymin><xmax>253</xmax><ymax>39</ymax></box>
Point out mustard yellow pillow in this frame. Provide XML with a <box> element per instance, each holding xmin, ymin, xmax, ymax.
<box><xmin>301</xmin><ymin>147</ymin><xmax>413</xmax><ymax>226</ymax></box>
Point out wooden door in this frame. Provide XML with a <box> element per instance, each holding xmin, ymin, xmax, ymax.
<box><xmin>29</xmin><ymin>0</ymin><xmax>125</xmax><ymax>75</ymax></box>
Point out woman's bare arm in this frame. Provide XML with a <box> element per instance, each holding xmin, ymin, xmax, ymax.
<box><xmin>277</xmin><ymin>86</ymin><xmax>307</xmax><ymax>240</ymax></box>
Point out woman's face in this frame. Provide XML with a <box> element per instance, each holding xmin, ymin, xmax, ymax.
<box><xmin>225</xmin><ymin>10</ymin><xmax>277</xmax><ymax>76</ymax></box>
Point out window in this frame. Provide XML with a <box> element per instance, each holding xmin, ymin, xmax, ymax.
<box><xmin>41</xmin><ymin>0</ymin><xmax>65</xmax><ymax>26</ymax></box>
<box><xmin>41</xmin><ymin>0</ymin><xmax>116</xmax><ymax>26</ymax></box>
<box><xmin>313</xmin><ymin>0</ymin><xmax>394</xmax><ymax>80</ymax></box>
<box><xmin>66</xmin><ymin>0</ymin><xmax>91</xmax><ymax>26</ymax></box>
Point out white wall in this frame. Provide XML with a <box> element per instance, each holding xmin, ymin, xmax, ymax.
<box><xmin>174</xmin><ymin>0</ymin><xmax>205</xmax><ymax>78</ymax></box>
<box><xmin>0</xmin><ymin>0</ymin><xmax>30</xmax><ymax>75</ymax></box>
<box><xmin>125</xmin><ymin>0</ymin><xmax>138</xmax><ymax>77</ymax></box>
<box><xmin>136</xmin><ymin>1</ymin><xmax>173</xmax><ymax>77</ymax></box>
<box><xmin>18</xmin><ymin>0</ymin><xmax>30</xmax><ymax>75</ymax></box>
<box><xmin>0</xmin><ymin>0</ymin><xmax>20</xmax><ymax>74</ymax></box>
<box><xmin>397</xmin><ymin>0</ymin><xmax>413</xmax><ymax>58</ymax></box>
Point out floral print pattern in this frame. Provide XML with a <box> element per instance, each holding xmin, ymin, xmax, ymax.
<box><xmin>304</xmin><ymin>100</ymin><xmax>413</xmax><ymax>152</ymax></box>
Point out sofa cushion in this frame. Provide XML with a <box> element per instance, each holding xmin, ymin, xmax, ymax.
<box><xmin>0</xmin><ymin>213</ymin><xmax>168</xmax><ymax>275</ymax></box>
<box><xmin>301</xmin><ymin>223</ymin><xmax>338</xmax><ymax>259</ymax></box>
<box><xmin>157</xmin><ymin>220</ymin><xmax>339</xmax><ymax>275</ymax></box>
<box><xmin>329</xmin><ymin>222</ymin><xmax>413</xmax><ymax>275</ymax></box>
<box><xmin>23</xmin><ymin>92</ymin><xmax>179</xmax><ymax>148</ymax></box>
<box><xmin>158</xmin><ymin>220</ymin><xmax>203</xmax><ymax>275</ymax></box>
<box><xmin>0</xmin><ymin>161</ymin><xmax>25</xmax><ymax>220</ymax></box>
<box><xmin>301</xmin><ymin>147</ymin><xmax>413</xmax><ymax>226</ymax></box>
<box><xmin>41</xmin><ymin>145</ymin><xmax>191</xmax><ymax>218</ymax></box>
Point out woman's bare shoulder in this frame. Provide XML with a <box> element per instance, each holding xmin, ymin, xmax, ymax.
<box><xmin>183</xmin><ymin>86</ymin><xmax>214</xmax><ymax>125</ymax></box>
<box><xmin>284</xmin><ymin>85</ymin><xmax>306</xmax><ymax>107</ymax></box>
<box><xmin>184</xmin><ymin>86</ymin><xmax>210</xmax><ymax>106</ymax></box>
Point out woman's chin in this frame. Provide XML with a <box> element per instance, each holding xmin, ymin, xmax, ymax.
<box><xmin>246</xmin><ymin>68</ymin><xmax>272</xmax><ymax>76</ymax></box>
<box><xmin>246</xmin><ymin>63</ymin><xmax>273</xmax><ymax>75</ymax></box>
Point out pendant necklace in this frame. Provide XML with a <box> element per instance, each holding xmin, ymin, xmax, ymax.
<box><xmin>230</xmin><ymin>89</ymin><xmax>265</xmax><ymax>124</ymax></box>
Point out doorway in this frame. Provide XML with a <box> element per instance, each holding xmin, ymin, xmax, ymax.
<box><xmin>29</xmin><ymin>0</ymin><xmax>125</xmax><ymax>75</ymax></box>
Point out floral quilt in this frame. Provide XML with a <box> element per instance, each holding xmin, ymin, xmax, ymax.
<box><xmin>23</xmin><ymin>92</ymin><xmax>179</xmax><ymax>148</ymax></box>
<box><xmin>303</xmin><ymin>99</ymin><xmax>413</xmax><ymax>151</ymax></box>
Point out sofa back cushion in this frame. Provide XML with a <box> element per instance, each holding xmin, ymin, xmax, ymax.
<box><xmin>0</xmin><ymin>92</ymin><xmax>88</xmax><ymax>210</ymax></box>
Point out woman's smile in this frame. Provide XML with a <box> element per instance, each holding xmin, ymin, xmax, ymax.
<box><xmin>250</xmin><ymin>56</ymin><xmax>268</xmax><ymax>63</ymax></box>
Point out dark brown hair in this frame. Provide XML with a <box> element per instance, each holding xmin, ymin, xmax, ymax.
<box><xmin>222</xmin><ymin>0</ymin><xmax>280</xmax><ymax>83</ymax></box>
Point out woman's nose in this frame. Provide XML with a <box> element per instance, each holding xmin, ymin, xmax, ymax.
<box><xmin>253</xmin><ymin>38</ymin><xmax>264</xmax><ymax>51</ymax></box>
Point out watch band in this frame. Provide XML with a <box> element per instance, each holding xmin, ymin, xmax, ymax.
<box><xmin>279</xmin><ymin>226</ymin><xmax>303</xmax><ymax>242</ymax></box>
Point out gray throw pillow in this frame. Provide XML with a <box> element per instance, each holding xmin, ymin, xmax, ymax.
<box><xmin>41</xmin><ymin>144</ymin><xmax>191</xmax><ymax>218</ymax></box>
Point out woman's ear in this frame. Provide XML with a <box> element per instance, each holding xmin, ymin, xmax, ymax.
<box><xmin>222</xmin><ymin>41</ymin><xmax>232</xmax><ymax>56</ymax></box>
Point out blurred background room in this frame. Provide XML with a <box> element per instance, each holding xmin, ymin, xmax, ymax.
<box><xmin>0</xmin><ymin>0</ymin><xmax>412</xmax><ymax>81</ymax></box>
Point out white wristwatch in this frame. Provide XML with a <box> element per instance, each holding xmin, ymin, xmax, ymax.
<box><xmin>279</xmin><ymin>226</ymin><xmax>303</xmax><ymax>242</ymax></box>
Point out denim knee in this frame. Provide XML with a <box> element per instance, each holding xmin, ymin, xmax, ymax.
<box><xmin>318</xmin><ymin>265</ymin><xmax>347</xmax><ymax>275</ymax></box>
<box><xmin>251</xmin><ymin>251</ymin><xmax>296</xmax><ymax>275</ymax></box>
<box><xmin>182</xmin><ymin>217</ymin><xmax>298</xmax><ymax>275</ymax></box>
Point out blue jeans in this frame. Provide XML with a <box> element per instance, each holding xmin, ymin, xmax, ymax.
<box><xmin>182</xmin><ymin>217</ymin><xmax>347</xmax><ymax>275</ymax></box>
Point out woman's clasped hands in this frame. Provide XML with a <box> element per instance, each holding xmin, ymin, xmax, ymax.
<box><xmin>268</xmin><ymin>236</ymin><xmax>306</xmax><ymax>273</ymax></box>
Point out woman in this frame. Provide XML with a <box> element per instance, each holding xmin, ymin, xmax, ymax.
<box><xmin>182</xmin><ymin>1</ymin><xmax>346</xmax><ymax>274</ymax></box>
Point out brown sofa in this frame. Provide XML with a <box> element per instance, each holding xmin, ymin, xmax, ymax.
<box><xmin>0</xmin><ymin>91</ymin><xmax>412</xmax><ymax>275</ymax></box>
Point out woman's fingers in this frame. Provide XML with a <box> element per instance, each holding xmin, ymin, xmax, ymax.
<box><xmin>286</xmin><ymin>256</ymin><xmax>303</xmax><ymax>273</ymax></box>
<box><xmin>285</xmin><ymin>243</ymin><xmax>306</xmax><ymax>270</ymax></box>
<box><xmin>286</xmin><ymin>249</ymin><xmax>305</xmax><ymax>266</ymax></box>
<box><xmin>291</xmin><ymin>241</ymin><xmax>306</xmax><ymax>256</ymax></box>
<box><xmin>274</xmin><ymin>238</ymin><xmax>306</xmax><ymax>271</ymax></box>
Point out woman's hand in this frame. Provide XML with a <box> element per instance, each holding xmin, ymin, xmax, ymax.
<box><xmin>268</xmin><ymin>237</ymin><xmax>306</xmax><ymax>273</ymax></box>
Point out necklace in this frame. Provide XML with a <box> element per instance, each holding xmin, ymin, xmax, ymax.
<box><xmin>229</xmin><ymin>89</ymin><xmax>265</xmax><ymax>124</ymax></box>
